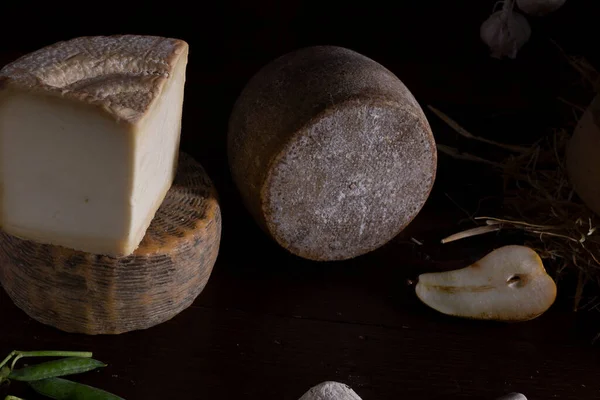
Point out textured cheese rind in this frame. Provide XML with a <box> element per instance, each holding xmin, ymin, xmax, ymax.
<box><xmin>0</xmin><ymin>153</ymin><xmax>222</xmax><ymax>335</ymax></box>
<box><xmin>228</xmin><ymin>46</ymin><xmax>437</xmax><ymax>261</ymax></box>
<box><xmin>0</xmin><ymin>35</ymin><xmax>188</xmax><ymax>257</ymax></box>
<box><xmin>0</xmin><ymin>35</ymin><xmax>188</xmax><ymax>124</ymax></box>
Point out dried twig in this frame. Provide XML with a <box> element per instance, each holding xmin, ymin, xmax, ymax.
<box><xmin>431</xmin><ymin>42</ymin><xmax>600</xmax><ymax>311</ymax></box>
<box><xmin>437</xmin><ymin>144</ymin><xmax>506</xmax><ymax>168</ymax></box>
<box><xmin>433</xmin><ymin>114</ymin><xmax>600</xmax><ymax>309</ymax></box>
<box><xmin>441</xmin><ymin>225</ymin><xmax>501</xmax><ymax>244</ymax></box>
<box><xmin>550</xmin><ymin>39</ymin><xmax>600</xmax><ymax>90</ymax></box>
<box><xmin>429</xmin><ymin>105</ymin><xmax>530</xmax><ymax>153</ymax></box>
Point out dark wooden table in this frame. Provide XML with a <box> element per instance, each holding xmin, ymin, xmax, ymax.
<box><xmin>2</xmin><ymin>1</ymin><xmax>600</xmax><ymax>399</ymax></box>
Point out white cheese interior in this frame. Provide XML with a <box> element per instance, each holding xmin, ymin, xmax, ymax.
<box><xmin>129</xmin><ymin>53</ymin><xmax>187</xmax><ymax>254</ymax></box>
<box><xmin>0</xmin><ymin>56</ymin><xmax>186</xmax><ymax>256</ymax></box>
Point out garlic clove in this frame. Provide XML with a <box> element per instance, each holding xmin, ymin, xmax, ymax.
<box><xmin>298</xmin><ymin>382</ymin><xmax>362</xmax><ymax>400</ymax></box>
<box><xmin>480</xmin><ymin>9</ymin><xmax>531</xmax><ymax>59</ymax></box>
<box><xmin>516</xmin><ymin>0</ymin><xmax>567</xmax><ymax>16</ymax></box>
<box><xmin>416</xmin><ymin>245</ymin><xmax>557</xmax><ymax>322</ymax></box>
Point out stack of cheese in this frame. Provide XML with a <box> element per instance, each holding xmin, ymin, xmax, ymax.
<box><xmin>0</xmin><ymin>35</ymin><xmax>189</xmax><ymax>257</ymax></box>
<box><xmin>0</xmin><ymin>35</ymin><xmax>224</xmax><ymax>335</ymax></box>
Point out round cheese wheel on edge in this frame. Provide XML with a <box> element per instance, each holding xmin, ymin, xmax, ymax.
<box><xmin>228</xmin><ymin>46</ymin><xmax>437</xmax><ymax>261</ymax></box>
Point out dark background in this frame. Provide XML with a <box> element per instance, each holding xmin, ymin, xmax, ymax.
<box><xmin>2</xmin><ymin>1</ymin><xmax>600</xmax><ymax>399</ymax></box>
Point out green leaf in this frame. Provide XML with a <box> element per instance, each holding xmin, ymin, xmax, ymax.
<box><xmin>10</xmin><ymin>352</ymin><xmax>92</xmax><ymax>370</ymax></box>
<box><xmin>29</xmin><ymin>377</ymin><xmax>125</xmax><ymax>400</ymax></box>
<box><xmin>9</xmin><ymin>358</ymin><xmax>106</xmax><ymax>382</ymax></box>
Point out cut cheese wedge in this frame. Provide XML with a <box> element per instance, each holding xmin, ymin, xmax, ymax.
<box><xmin>0</xmin><ymin>35</ymin><xmax>189</xmax><ymax>257</ymax></box>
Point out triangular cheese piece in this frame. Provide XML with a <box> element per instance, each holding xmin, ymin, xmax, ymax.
<box><xmin>0</xmin><ymin>35</ymin><xmax>189</xmax><ymax>256</ymax></box>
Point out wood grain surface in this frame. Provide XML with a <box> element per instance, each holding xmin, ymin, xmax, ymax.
<box><xmin>1</xmin><ymin>1</ymin><xmax>600</xmax><ymax>399</ymax></box>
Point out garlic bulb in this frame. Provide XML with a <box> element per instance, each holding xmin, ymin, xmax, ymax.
<box><xmin>480</xmin><ymin>1</ymin><xmax>531</xmax><ymax>59</ymax></box>
<box><xmin>497</xmin><ymin>394</ymin><xmax>528</xmax><ymax>400</ymax></box>
<box><xmin>516</xmin><ymin>0</ymin><xmax>567</xmax><ymax>16</ymax></box>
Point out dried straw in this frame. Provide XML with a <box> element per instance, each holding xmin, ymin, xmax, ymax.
<box><xmin>431</xmin><ymin>48</ymin><xmax>600</xmax><ymax>310</ymax></box>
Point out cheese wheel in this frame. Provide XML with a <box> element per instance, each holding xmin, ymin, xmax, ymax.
<box><xmin>228</xmin><ymin>46</ymin><xmax>437</xmax><ymax>261</ymax></box>
<box><xmin>0</xmin><ymin>153</ymin><xmax>221</xmax><ymax>335</ymax></box>
<box><xmin>567</xmin><ymin>94</ymin><xmax>600</xmax><ymax>216</ymax></box>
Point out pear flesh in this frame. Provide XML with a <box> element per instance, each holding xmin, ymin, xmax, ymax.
<box><xmin>416</xmin><ymin>245</ymin><xmax>557</xmax><ymax>321</ymax></box>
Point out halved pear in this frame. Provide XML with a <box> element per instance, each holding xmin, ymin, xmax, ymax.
<box><xmin>416</xmin><ymin>245</ymin><xmax>557</xmax><ymax>321</ymax></box>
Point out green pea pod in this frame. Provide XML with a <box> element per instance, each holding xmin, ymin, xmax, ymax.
<box><xmin>0</xmin><ymin>366</ymin><xmax>10</xmax><ymax>383</ymax></box>
<box><xmin>9</xmin><ymin>358</ymin><xmax>106</xmax><ymax>382</ymax></box>
<box><xmin>29</xmin><ymin>377</ymin><xmax>124</xmax><ymax>400</ymax></box>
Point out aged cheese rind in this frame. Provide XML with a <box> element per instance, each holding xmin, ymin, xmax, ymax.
<box><xmin>0</xmin><ymin>35</ymin><xmax>188</xmax><ymax>256</ymax></box>
<box><xmin>0</xmin><ymin>35</ymin><xmax>187</xmax><ymax>123</ymax></box>
<box><xmin>0</xmin><ymin>153</ymin><xmax>221</xmax><ymax>335</ymax></box>
<box><xmin>228</xmin><ymin>46</ymin><xmax>437</xmax><ymax>261</ymax></box>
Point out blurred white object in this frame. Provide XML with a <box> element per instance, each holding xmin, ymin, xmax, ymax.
<box><xmin>299</xmin><ymin>382</ymin><xmax>362</xmax><ymax>400</ymax></box>
<box><xmin>497</xmin><ymin>393</ymin><xmax>528</xmax><ymax>400</ymax></box>
<box><xmin>299</xmin><ymin>382</ymin><xmax>526</xmax><ymax>399</ymax></box>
